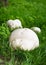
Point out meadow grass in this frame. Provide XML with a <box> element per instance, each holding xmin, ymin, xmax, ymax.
<box><xmin>0</xmin><ymin>0</ymin><xmax>46</xmax><ymax>65</ymax></box>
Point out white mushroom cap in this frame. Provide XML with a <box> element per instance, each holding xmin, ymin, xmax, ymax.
<box><xmin>7</xmin><ymin>19</ymin><xmax>22</xmax><ymax>29</ymax></box>
<box><xmin>31</xmin><ymin>27</ymin><xmax>41</xmax><ymax>33</ymax></box>
<box><xmin>9</xmin><ymin>28</ymin><xmax>39</xmax><ymax>51</ymax></box>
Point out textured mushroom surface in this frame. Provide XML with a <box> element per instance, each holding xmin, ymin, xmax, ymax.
<box><xmin>9</xmin><ymin>28</ymin><xmax>39</xmax><ymax>51</ymax></box>
<box><xmin>7</xmin><ymin>19</ymin><xmax>22</xmax><ymax>29</ymax></box>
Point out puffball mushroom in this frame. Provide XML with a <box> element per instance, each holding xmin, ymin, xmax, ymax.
<box><xmin>7</xmin><ymin>19</ymin><xmax>22</xmax><ymax>29</ymax></box>
<box><xmin>31</xmin><ymin>27</ymin><xmax>41</xmax><ymax>33</ymax></box>
<box><xmin>9</xmin><ymin>28</ymin><xmax>39</xmax><ymax>51</ymax></box>
<box><xmin>7</xmin><ymin>19</ymin><xmax>41</xmax><ymax>51</ymax></box>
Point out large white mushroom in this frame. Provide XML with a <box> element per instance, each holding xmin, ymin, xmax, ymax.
<box><xmin>9</xmin><ymin>28</ymin><xmax>39</xmax><ymax>51</ymax></box>
<box><xmin>7</xmin><ymin>19</ymin><xmax>41</xmax><ymax>51</ymax></box>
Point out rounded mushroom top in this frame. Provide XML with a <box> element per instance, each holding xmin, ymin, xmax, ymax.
<box><xmin>31</xmin><ymin>27</ymin><xmax>41</xmax><ymax>33</ymax></box>
<box><xmin>9</xmin><ymin>28</ymin><xmax>39</xmax><ymax>51</ymax></box>
<box><xmin>7</xmin><ymin>19</ymin><xmax>22</xmax><ymax>29</ymax></box>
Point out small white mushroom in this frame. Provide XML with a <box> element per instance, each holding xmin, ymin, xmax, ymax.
<box><xmin>7</xmin><ymin>19</ymin><xmax>22</xmax><ymax>29</ymax></box>
<box><xmin>9</xmin><ymin>28</ymin><xmax>39</xmax><ymax>51</ymax></box>
<box><xmin>31</xmin><ymin>27</ymin><xmax>41</xmax><ymax>33</ymax></box>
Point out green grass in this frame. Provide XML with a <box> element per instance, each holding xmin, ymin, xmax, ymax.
<box><xmin>0</xmin><ymin>0</ymin><xmax>46</xmax><ymax>65</ymax></box>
